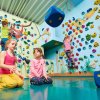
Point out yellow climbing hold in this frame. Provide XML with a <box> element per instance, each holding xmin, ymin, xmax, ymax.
<box><xmin>60</xmin><ymin>52</ymin><xmax>65</xmax><ymax>56</ymax></box>
<box><xmin>95</xmin><ymin>15</ymin><xmax>100</xmax><ymax>20</ymax></box>
<box><xmin>98</xmin><ymin>9</ymin><xmax>100</xmax><ymax>13</ymax></box>
<box><xmin>33</xmin><ymin>40</ymin><xmax>37</xmax><ymax>44</ymax></box>
<box><xmin>23</xmin><ymin>31</ymin><xmax>28</xmax><ymax>35</ymax></box>
<box><xmin>90</xmin><ymin>24</ymin><xmax>94</xmax><ymax>28</ymax></box>
<box><xmin>93</xmin><ymin>7</ymin><xmax>98</xmax><ymax>11</ymax></box>
<box><xmin>94</xmin><ymin>42</ymin><xmax>99</xmax><ymax>47</ymax></box>
<box><xmin>97</xmin><ymin>54</ymin><xmax>100</xmax><ymax>56</ymax></box>
<box><xmin>94</xmin><ymin>0</ymin><xmax>100</xmax><ymax>5</ymax></box>
<box><xmin>26</xmin><ymin>45</ymin><xmax>29</xmax><ymax>49</ymax></box>
<box><xmin>91</xmin><ymin>33</ymin><xmax>97</xmax><ymax>38</ymax></box>
<box><xmin>71</xmin><ymin>22</ymin><xmax>75</xmax><ymax>26</ymax></box>
<box><xmin>65</xmin><ymin>22</ymin><xmax>68</xmax><ymax>25</ymax></box>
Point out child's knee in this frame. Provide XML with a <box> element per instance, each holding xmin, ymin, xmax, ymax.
<box><xmin>47</xmin><ymin>77</ymin><xmax>53</xmax><ymax>84</ymax></box>
<box><xmin>17</xmin><ymin>80</ymin><xmax>24</xmax><ymax>87</ymax></box>
<box><xmin>0</xmin><ymin>84</ymin><xmax>3</xmax><ymax>89</ymax></box>
<box><xmin>10</xmin><ymin>74</ymin><xmax>24</xmax><ymax>87</ymax></box>
<box><xmin>30</xmin><ymin>77</ymin><xmax>44</xmax><ymax>85</ymax></box>
<box><xmin>0</xmin><ymin>75</ymin><xmax>17</xmax><ymax>88</ymax></box>
<box><xmin>6</xmin><ymin>81</ymin><xmax>17</xmax><ymax>88</ymax></box>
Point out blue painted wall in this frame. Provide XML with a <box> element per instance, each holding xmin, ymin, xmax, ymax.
<box><xmin>39</xmin><ymin>0</ymin><xmax>100</xmax><ymax>73</ymax></box>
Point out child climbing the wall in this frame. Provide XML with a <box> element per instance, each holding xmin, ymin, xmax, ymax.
<box><xmin>10</xmin><ymin>21</ymin><xmax>32</xmax><ymax>39</ymax></box>
<box><xmin>0</xmin><ymin>39</ymin><xmax>24</xmax><ymax>89</ymax></box>
<box><xmin>1</xmin><ymin>19</ymin><xmax>11</xmax><ymax>51</ymax></box>
<box><xmin>1</xmin><ymin>18</ymin><xmax>32</xmax><ymax>51</ymax></box>
<box><xmin>29</xmin><ymin>48</ymin><xmax>53</xmax><ymax>85</ymax></box>
<box><xmin>10</xmin><ymin>24</ymin><xmax>24</xmax><ymax>39</ymax></box>
<box><xmin>63</xmin><ymin>34</ymin><xmax>75</xmax><ymax>69</ymax></box>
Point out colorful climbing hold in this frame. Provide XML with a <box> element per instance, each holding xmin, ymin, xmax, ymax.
<box><xmin>83</xmin><ymin>47</ymin><xmax>86</xmax><ymax>50</ymax></box>
<box><xmin>84</xmin><ymin>56</ymin><xmax>87</xmax><ymax>59</ymax></box>
<box><xmin>91</xmin><ymin>33</ymin><xmax>97</xmax><ymax>38</ymax></box>
<box><xmin>92</xmin><ymin>49</ymin><xmax>96</xmax><ymax>53</ymax></box>
<box><xmin>94</xmin><ymin>42</ymin><xmax>99</xmax><ymax>47</ymax></box>
<box><xmin>89</xmin><ymin>45</ymin><xmax>92</xmax><ymax>49</ymax></box>
<box><xmin>90</xmin><ymin>54</ymin><xmax>94</xmax><ymax>58</ymax></box>
<box><xmin>90</xmin><ymin>39</ymin><xmax>94</xmax><ymax>43</ymax></box>
<box><xmin>77</xmin><ymin>48</ymin><xmax>81</xmax><ymax>52</ymax></box>
<box><xmin>86</xmin><ymin>34</ymin><xmax>91</xmax><ymax>41</ymax></box>
<box><xmin>79</xmin><ymin>43</ymin><xmax>82</xmax><ymax>46</ymax></box>
<box><xmin>76</xmin><ymin>53</ymin><xmax>79</xmax><ymax>56</ymax></box>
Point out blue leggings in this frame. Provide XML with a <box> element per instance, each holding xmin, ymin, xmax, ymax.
<box><xmin>30</xmin><ymin>76</ymin><xmax>53</xmax><ymax>85</ymax></box>
<box><xmin>1</xmin><ymin>38</ymin><xmax>8</xmax><ymax>51</ymax></box>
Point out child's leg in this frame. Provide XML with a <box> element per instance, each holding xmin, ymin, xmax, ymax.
<box><xmin>30</xmin><ymin>77</ymin><xmax>44</xmax><ymax>85</ymax></box>
<box><xmin>41</xmin><ymin>76</ymin><xmax>53</xmax><ymax>84</ymax></box>
<box><xmin>10</xmin><ymin>74</ymin><xmax>24</xmax><ymax>87</ymax></box>
<box><xmin>66</xmin><ymin>50</ymin><xmax>71</xmax><ymax>58</ymax></box>
<box><xmin>30</xmin><ymin>77</ymin><xmax>38</xmax><ymax>85</ymax></box>
<box><xmin>1</xmin><ymin>39</ymin><xmax>5</xmax><ymax>51</ymax></box>
<box><xmin>68</xmin><ymin>59</ymin><xmax>71</xmax><ymax>69</ymax></box>
<box><xmin>0</xmin><ymin>74</ymin><xmax>17</xmax><ymax>88</ymax></box>
<box><xmin>1</xmin><ymin>38</ymin><xmax>8</xmax><ymax>51</ymax></box>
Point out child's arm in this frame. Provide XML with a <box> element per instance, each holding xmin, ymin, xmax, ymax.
<box><xmin>30</xmin><ymin>60</ymin><xmax>40</xmax><ymax>77</ymax></box>
<box><xmin>11</xmin><ymin>60</ymin><xmax>24</xmax><ymax>79</ymax></box>
<box><xmin>14</xmin><ymin>70</ymin><xmax>24</xmax><ymax>80</ymax></box>
<box><xmin>21</xmin><ymin>21</ymin><xmax>32</xmax><ymax>27</ymax></box>
<box><xmin>70</xmin><ymin>34</ymin><xmax>74</xmax><ymax>41</ymax></box>
<box><xmin>0</xmin><ymin>52</ymin><xmax>16</xmax><ymax>70</ymax></box>
<box><xmin>9</xmin><ymin>25</ymin><xmax>14</xmax><ymax>35</ymax></box>
<box><xmin>63</xmin><ymin>39</ymin><xmax>67</xmax><ymax>52</ymax></box>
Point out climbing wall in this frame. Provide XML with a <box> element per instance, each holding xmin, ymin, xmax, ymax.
<box><xmin>56</xmin><ymin>0</ymin><xmax>100</xmax><ymax>74</ymax></box>
<box><xmin>39</xmin><ymin>0</ymin><xmax>100</xmax><ymax>75</ymax></box>
<box><xmin>0</xmin><ymin>11</ymin><xmax>54</xmax><ymax>78</ymax></box>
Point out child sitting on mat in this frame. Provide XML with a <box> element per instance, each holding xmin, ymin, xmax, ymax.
<box><xmin>0</xmin><ymin>39</ymin><xmax>24</xmax><ymax>89</ymax></box>
<box><xmin>29</xmin><ymin>48</ymin><xmax>53</xmax><ymax>85</ymax></box>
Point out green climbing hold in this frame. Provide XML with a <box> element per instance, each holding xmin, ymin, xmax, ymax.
<box><xmin>86</xmin><ymin>34</ymin><xmax>91</xmax><ymax>41</ymax></box>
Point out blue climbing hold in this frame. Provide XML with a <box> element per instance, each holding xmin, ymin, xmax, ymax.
<box><xmin>77</xmin><ymin>48</ymin><xmax>81</xmax><ymax>52</ymax></box>
<box><xmin>87</xmin><ymin>8</ymin><xmax>92</xmax><ymax>13</ymax></box>
<box><xmin>68</xmin><ymin>31</ymin><xmax>72</xmax><ymax>35</ymax></box>
<box><xmin>89</xmin><ymin>45</ymin><xmax>92</xmax><ymax>49</ymax></box>
<box><xmin>81</xmin><ymin>38</ymin><xmax>85</xmax><ymax>41</ymax></box>
<box><xmin>90</xmin><ymin>39</ymin><xmax>94</xmax><ymax>43</ymax></box>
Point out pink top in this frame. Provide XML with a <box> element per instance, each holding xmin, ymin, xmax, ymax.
<box><xmin>64</xmin><ymin>37</ymin><xmax>71</xmax><ymax>51</ymax></box>
<box><xmin>29</xmin><ymin>58</ymin><xmax>46</xmax><ymax>78</ymax></box>
<box><xmin>0</xmin><ymin>52</ymin><xmax>16</xmax><ymax>74</ymax></box>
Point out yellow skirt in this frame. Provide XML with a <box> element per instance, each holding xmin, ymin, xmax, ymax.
<box><xmin>0</xmin><ymin>73</ymin><xmax>24</xmax><ymax>89</ymax></box>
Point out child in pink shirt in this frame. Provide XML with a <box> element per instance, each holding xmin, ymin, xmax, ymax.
<box><xmin>63</xmin><ymin>35</ymin><xmax>72</xmax><ymax>57</ymax></box>
<box><xmin>29</xmin><ymin>48</ymin><xmax>52</xmax><ymax>85</ymax></box>
<box><xmin>63</xmin><ymin>34</ymin><xmax>75</xmax><ymax>69</ymax></box>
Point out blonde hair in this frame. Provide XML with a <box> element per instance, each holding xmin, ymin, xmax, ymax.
<box><xmin>5</xmin><ymin>39</ymin><xmax>16</xmax><ymax>50</ymax></box>
<box><xmin>2</xmin><ymin>19</ymin><xmax>8</xmax><ymax>27</ymax></box>
<box><xmin>33</xmin><ymin>48</ymin><xmax>44</xmax><ymax>58</ymax></box>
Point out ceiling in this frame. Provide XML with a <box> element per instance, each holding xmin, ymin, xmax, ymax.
<box><xmin>0</xmin><ymin>0</ymin><xmax>67</xmax><ymax>24</ymax></box>
<box><xmin>0</xmin><ymin>0</ymin><xmax>83</xmax><ymax>24</ymax></box>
